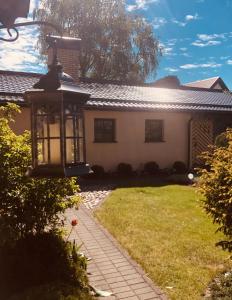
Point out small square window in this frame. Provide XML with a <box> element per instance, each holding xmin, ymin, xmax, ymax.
<box><xmin>145</xmin><ymin>119</ymin><xmax>164</xmax><ymax>142</ymax></box>
<box><xmin>94</xmin><ymin>119</ymin><xmax>116</xmax><ymax>143</ymax></box>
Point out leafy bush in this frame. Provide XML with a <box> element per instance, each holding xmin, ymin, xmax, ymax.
<box><xmin>172</xmin><ymin>161</ymin><xmax>187</xmax><ymax>174</ymax></box>
<box><xmin>91</xmin><ymin>165</ymin><xmax>105</xmax><ymax>178</ymax></box>
<box><xmin>117</xmin><ymin>162</ymin><xmax>133</xmax><ymax>176</ymax></box>
<box><xmin>0</xmin><ymin>104</ymin><xmax>79</xmax><ymax>245</ymax></box>
<box><xmin>0</xmin><ymin>232</ymin><xmax>92</xmax><ymax>299</ymax></box>
<box><xmin>215</xmin><ymin>132</ymin><xmax>229</xmax><ymax>148</ymax></box>
<box><xmin>198</xmin><ymin>129</ymin><xmax>232</xmax><ymax>252</ymax></box>
<box><xmin>208</xmin><ymin>270</ymin><xmax>232</xmax><ymax>300</ymax></box>
<box><xmin>144</xmin><ymin>161</ymin><xmax>159</xmax><ymax>175</ymax></box>
<box><xmin>8</xmin><ymin>282</ymin><xmax>93</xmax><ymax>300</ymax></box>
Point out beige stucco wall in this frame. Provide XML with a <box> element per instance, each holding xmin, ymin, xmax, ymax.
<box><xmin>11</xmin><ymin>108</ymin><xmax>192</xmax><ymax>171</ymax></box>
<box><xmin>84</xmin><ymin>110</ymin><xmax>192</xmax><ymax>171</ymax></box>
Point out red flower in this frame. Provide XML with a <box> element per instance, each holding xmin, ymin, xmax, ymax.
<box><xmin>71</xmin><ymin>219</ymin><xmax>78</xmax><ymax>226</ymax></box>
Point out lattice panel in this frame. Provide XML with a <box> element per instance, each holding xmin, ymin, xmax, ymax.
<box><xmin>190</xmin><ymin>119</ymin><xmax>213</xmax><ymax>167</ymax></box>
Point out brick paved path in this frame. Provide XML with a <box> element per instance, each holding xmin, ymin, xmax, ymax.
<box><xmin>65</xmin><ymin>206</ymin><xmax>168</xmax><ymax>300</ymax></box>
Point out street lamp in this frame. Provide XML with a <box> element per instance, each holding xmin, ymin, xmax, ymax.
<box><xmin>0</xmin><ymin>3</ymin><xmax>92</xmax><ymax>177</ymax></box>
<box><xmin>25</xmin><ymin>81</ymin><xmax>91</xmax><ymax>177</ymax></box>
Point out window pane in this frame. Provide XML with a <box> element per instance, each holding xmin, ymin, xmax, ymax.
<box><xmin>65</xmin><ymin>117</ymin><xmax>74</xmax><ymax>138</ymax></box>
<box><xmin>78</xmin><ymin>138</ymin><xmax>84</xmax><ymax>162</ymax></box>
<box><xmin>66</xmin><ymin>138</ymin><xmax>75</xmax><ymax>164</ymax></box>
<box><xmin>94</xmin><ymin>119</ymin><xmax>115</xmax><ymax>142</ymax></box>
<box><xmin>49</xmin><ymin>139</ymin><xmax>61</xmax><ymax>164</ymax></box>
<box><xmin>36</xmin><ymin>116</ymin><xmax>47</xmax><ymax>138</ymax></box>
<box><xmin>37</xmin><ymin>139</ymin><xmax>48</xmax><ymax>165</ymax></box>
<box><xmin>48</xmin><ymin>115</ymin><xmax>60</xmax><ymax>138</ymax></box>
<box><xmin>145</xmin><ymin>120</ymin><xmax>163</xmax><ymax>142</ymax></box>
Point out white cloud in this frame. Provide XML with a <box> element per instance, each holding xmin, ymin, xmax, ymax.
<box><xmin>167</xmin><ymin>39</ymin><xmax>177</xmax><ymax>46</ymax></box>
<box><xmin>127</xmin><ymin>0</ymin><xmax>159</xmax><ymax>11</ymax></box>
<box><xmin>185</xmin><ymin>13</ymin><xmax>199</xmax><ymax>21</ymax></box>
<box><xmin>192</xmin><ymin>40</ymin><xmax>221</xmax><ymax>47</ymax></box>
<box><xmin>152</xmin><ymin>17</ymin><xmax>167</xmax><ymax>29</ymax></box>
<box><xmin>0</xmin><ymin>21</ymin><xmax>45</xmax><ymax>72</ymax></box>
<box><xmin>180</xmin><ymin>62</ymin><xmax>222</xmax><ymax>69</ymax></box>
<box><xmin>159</xmin><ymin>43</ymin><xmax>176</xmax><ymax>56</ymax></box>
<box><xmin>0</xmin><ymin>0</ymin><xmax>46</xmax><ymax>73</ymax></box>
<box><xmin>181</xmin><ymin>53</ymin><xmax>192</xmax><ymax>57</ymax></box>
<box><xmin>172</xmin><ymin>19</ymin><xmax>187</xmax><ymax>27</ymax></box>
<box><xmin>165</xmin><ymin>67</ymin><xmax>178</xmax><ymax>72</ymax></box>
<box><xmin>172</xmin><ymin>13</ymin><xmax>200</xmax><ymax>27</ymax></box>
<box><xmin>197</xmin><ymin>33</ymin><xmax>226</xmax><ymax>41</ymax></box>
<box><xmin>180</xmin><ymin>47</ymin><xmax>187</xmax><ymax>51</ymax></box>
<box><xmin>220</xmin><ymin>56</ymin><xmax>230</xmax><ymax>60</ymax></box>
<box><xmin>227</xmin><ymin>59</ymin><xmax>232</xmax><ymax>65</ymax></box>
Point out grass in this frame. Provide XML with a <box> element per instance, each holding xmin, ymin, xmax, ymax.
<box><xmin>95</xmin><ymin>185</ymin><xmax>231</xmax><ymax>300</ymax></box>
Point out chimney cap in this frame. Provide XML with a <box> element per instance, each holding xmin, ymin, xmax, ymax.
<box><xmin>46</xmin><ymin>35</ymin><xmax>81</xmax><ymax>50</ymax></box>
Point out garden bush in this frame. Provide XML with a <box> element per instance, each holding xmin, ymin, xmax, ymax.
<box><xmin>215</xmin><ymin>132</ymin><xmax>229</xmax><ymax>148</ymax></box>
<box><xmin>207</xmin><ymin>270</ymin><xmax>232</xmax><ymax>300</ymax></box>
<box><xmin>0</xmin><ymin>104</ymin><xmax>93</xmax><ymax>299</ymax></box>
<box><xmin>117</xmin><ymin>162</ymin><xmax>133</xmax><ymax>177</ymax></box>
<box><xmin>198</xmin><ymin>129</ymin><xmax>232</xmax><ymax>252</ymax></box>
<box><xmin>0</xmin><ymin>104</ymin><xmax>80</xmax><ymax>245</ymax></box>
<box><xmin>172</xmin><ymin>161</ymin><xmax>187</xmax><ymax>174</ymax></box>
<box><xmin>91</xmin><ymin>164</ymin><xmax>105</xmax><ymax>178</ymax></box>
<box><xmin>144</xmin><ymin>161</ymin><xmax>159</xmax><ymax>175</ymax></box>
<box><xmin>0</xmin><ymin>232</ymin><xmax>92</xmax><ymax>299</ymax></box>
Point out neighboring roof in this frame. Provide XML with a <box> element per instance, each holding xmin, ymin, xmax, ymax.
<box><xmin>0</xmin><ymin>70</ymin><xmax>232</xmax><ymax>112</ymax></box>
<box><xmin>184</xmin><ymin>76</ymin><xmax>229</xmax><ymax>90</ymax></box>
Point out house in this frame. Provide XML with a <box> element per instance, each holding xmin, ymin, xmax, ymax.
<box><xmin>0</xmin><ymin>45</ymin><xmax>232</xmax><ymax>172</ymax></box>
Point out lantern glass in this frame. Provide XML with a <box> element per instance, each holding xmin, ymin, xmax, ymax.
<box><xmin>64</xmin><ymin>103</ymin><xmax>85</xmax><ymax>164</ymax></box>
<box><xmin>35</xmin><ymin>103</ymin><xmax>62</xmax><ymax>165</ymax></box>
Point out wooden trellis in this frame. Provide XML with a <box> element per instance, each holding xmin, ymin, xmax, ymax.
<box><xmin>189</xmin><ymin>118</ymin><xmax>213</xmax><ymax>167</ymax></box>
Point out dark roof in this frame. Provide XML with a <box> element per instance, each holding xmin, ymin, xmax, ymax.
<box><xmin>184</xmin><ymin>76</ymin><xmax>229</xmax><ymax>91</ymax></box>
<box><xmin>0</xmin><ymin>70</ymin><xmax>232</xmax><ymax>112</ymax></box>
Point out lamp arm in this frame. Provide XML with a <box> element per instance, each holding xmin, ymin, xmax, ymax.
<box><xmin>0</xmin><ymin>21</ymin><xmax>62</xmax><ymax>42</ymax></box>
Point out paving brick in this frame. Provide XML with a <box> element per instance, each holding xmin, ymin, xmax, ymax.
<box><xmin>65</xmin><ymin>205</ymin><xmax>167</xmax><ymax>300</ymax></box>
<box><xmin>116</xmin><ymin>290</ymin><xmax>135</xmax><ymax>298</ymax></box>
<box><xmin>111</xmin><ymin>285</ymin><xmax>132</xmax><ymax>294</ymax></box>
<box><xmin>138</xmin><ymin>292</ymin><xmax>160</xmax><ymax>299</ymax></box>
<box><xmin>134</xmin><ymin>287</ymin><xmax>154</xmax><ymax>295</ymax></box>
<box><xmin>109</xmin><ymin>281</ymin><xmax>128</xmax><ymax>289</ymax></box>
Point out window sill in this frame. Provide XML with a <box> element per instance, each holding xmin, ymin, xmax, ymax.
<box><xmin>93</xmin><ymin>141</ymin><xmax>117</xmax><ymax>143</ymax></box>
<box><xmin>144</xmin><ymin>140</ymin><xmax>165</xmax><ymax>143</ymax></box>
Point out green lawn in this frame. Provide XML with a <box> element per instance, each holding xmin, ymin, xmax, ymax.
<box><xmin>95</xmin><ymin>185</ymin><xmax>231</xmax><ymax>300</ymax></box>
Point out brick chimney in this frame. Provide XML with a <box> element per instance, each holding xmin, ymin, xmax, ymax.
<box><xmin>46</xmin><ymin>36</ymin><xmax>81</xmax><ymax>83</ymax></box>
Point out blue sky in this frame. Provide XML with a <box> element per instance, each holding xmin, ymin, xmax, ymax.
<box><xmin>1</xmin><ymin>0</ymin><xmax>232</xmax><ymax>88</ymax></box>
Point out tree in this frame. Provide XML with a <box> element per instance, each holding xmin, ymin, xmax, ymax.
<box><xmin>198</xmin><ymin>129</ymin><xmax>232</xmax><ymax>252</ymax></box>
<box><xmin>0</xmin><ymin>103</ymin><xmax>79</xmax><ymax>245</ymax></box>
<box><xmin>35</xmin><ymin>0</ymin><xmax>160</xmax><ymax>84</ymax></box>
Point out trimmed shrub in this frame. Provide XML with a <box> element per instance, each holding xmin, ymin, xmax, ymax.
<box><xmin>117</xmin><ymin>163</ymin><xmax>133</xmax><ymax>177</ymax></box>
<box><xmin>207</xmin><ymin>270</ymin><xmax>232</xmax><ymax>300</ymax></box>
<box><xmin>0</xmin><ymin>232</ymin><xmax>92</xmax><ymax>299</ymax></box>
<box><xmin>172</xmin><ymin>161</ymin><xmax>187</xmax><ymax>174</ymax></box>
<box><xmin>144</xmin><ymin>161</ymin><xmax>159</xmax><ymax>175</ymax></box>
<box><xmin>215</xmin><ymin>132</ymin><xmax>229</xmax><ymax>148</ymax></box>
<box><xmin>198</xmin><ymin>129</ymin><xmax>232</xmax><ymax>252</ymax></box>
<box><xmin>91</xmin><ymin>165</ymin><xmax>105</xmax><ymax>178</ymax></box>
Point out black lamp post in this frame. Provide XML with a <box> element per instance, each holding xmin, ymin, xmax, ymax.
<box><xmin>0</xmin><ymin>2</ymin><xmax>92</xmax><ymax>177</ymax></box>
